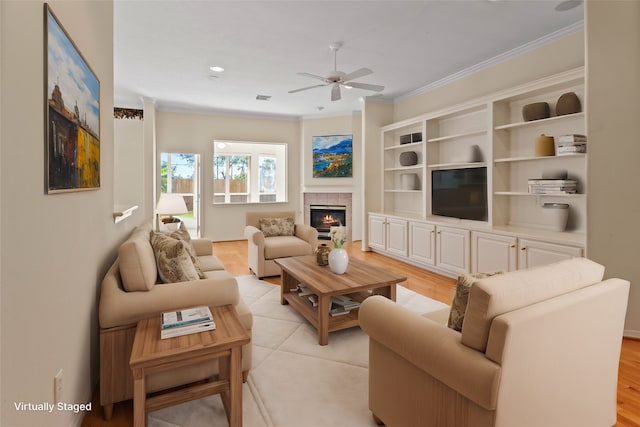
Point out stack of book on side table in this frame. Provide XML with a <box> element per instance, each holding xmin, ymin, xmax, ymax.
<box><xmin>527</xmin><ymin>179</ymin><xmax>578</xmax><ymax>195</ymax></box>
<box><xmin>556</xmin><ymin>134</ymin><xmax>587</xmax><ymax>155</ymax></box>
<box><xmin>161</xmin><ymin>306</ymin><xmax>216</xmax><ymax>339</ymax></box>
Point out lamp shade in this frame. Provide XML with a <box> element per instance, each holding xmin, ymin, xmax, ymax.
<box><xmin>156</xmin><ymin>193</ymin><xmax>188</xmax><ymax>215</ymax></box>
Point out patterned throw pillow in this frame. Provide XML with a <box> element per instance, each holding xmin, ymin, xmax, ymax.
<box><xmin>258</xmin><ymin>217</ymin><xmax>295</xmax><ymax>237</ymax></box>
<box><xmin>448</xmin><ymin>271</ymin><xmax>502</xmax><ymax>332</ymax></box>
<box><xmin>168</xmin><ymin>223</ymin><xmax>206</xmax><ymax>279</ymax></box>
<box><xmin>150</xmin><ymin>232</ymin><xmax>201</xmax><ymax>284</ymax></box>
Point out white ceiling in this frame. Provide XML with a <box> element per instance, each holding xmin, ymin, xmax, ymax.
<box><xmin>114</xmin><ymin>0</ymin><xmax>584</xmax><ymax>119</ymax></box>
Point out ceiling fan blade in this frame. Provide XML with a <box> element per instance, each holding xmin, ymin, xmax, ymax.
<box><xmin>347</xmin><ymin>81</ymin><xmax>385</xmax><ymax>92</ymax></box>
<box><xmin>297</xmin><ymin>72</ymin><xmax>328</xmax><ymax>82</ymax></box>
<box><xmin>331</xmin><ymin>84</ymin><xmax>341</xmax><ymax>101</ymax></box>
<box><xmin>342</xmin><ymin>67</ymin><xmax>373</xmax><ymax>82</ymax></box>
<box><xmin>288</xmin><ymin>84</ymin><xmax>327</xmax><ymax>94</ymax></box>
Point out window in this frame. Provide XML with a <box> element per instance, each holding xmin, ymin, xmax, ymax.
<box><xmin>213</xmin><ymin>141</ymin><xmax>287</xmax><ymax>204</ymax></box>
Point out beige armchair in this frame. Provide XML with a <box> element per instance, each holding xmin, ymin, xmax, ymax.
<box><xmin>359</xmin><ymin>258</ymin><xmax>629</xmax><ymax>427</ymax></box>
<box><xmin>245</xmin><ymin>211</ymin><xmax>318</xmax><ymax>278</ymax></box>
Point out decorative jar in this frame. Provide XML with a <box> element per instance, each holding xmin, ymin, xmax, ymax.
<box><xmin>315</xmin><ymin>244</ymin><xmax>330</xmax><ymax>266</ymax></box>
<box><xmin>535</xmin><ymin>134</ymin><xmax>555</xmax><ymax>156</ymax></box>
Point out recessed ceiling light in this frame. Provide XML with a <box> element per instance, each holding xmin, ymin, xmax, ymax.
<box><xmin>209</xmin><ymin>66</ymin><xmax>225</xmax><ymax>73</ymax></box>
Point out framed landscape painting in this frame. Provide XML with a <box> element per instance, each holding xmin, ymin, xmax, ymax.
<box><xmin>44</xmin><ymin>4</ymin><xmax>100</xmax><ymax>193</ymax></box>
<box><xmin>312</xmin><ymin>135</ymin><xmax>353</xmax><ymax>178</ymax></box>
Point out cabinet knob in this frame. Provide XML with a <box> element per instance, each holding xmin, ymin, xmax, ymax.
<box><xmin>521</xmin><ymin>247</ymin><xmax>527</xmax><ymax>251</ymax></box>
<box><xmin>510</xmin><ymin>244</ymin><xmax>516</xmax><ymax>248</ymax></box>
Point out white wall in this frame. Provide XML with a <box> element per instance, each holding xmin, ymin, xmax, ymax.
<box><xmin>155</xmin><ymin>111</ymin><xmax>301</xmax><ymax>241</ymax></box>
<box><xmin>393</xmin><ymin>31</ymin><xmax>584</xmax><ymax>122</ymax></box>
<box><xmin>585</xmin><ymin>1</ymin><xmax>640</xmax><ymax>337</ymax></box>
<box><xmin>114</xmin><ymin>117</ymin><xmax>145</xmax><ymax>211</ymax></box>
<box><xmin>300</xmin><ymin>114</ymin><xmax>363</xmax><ymax>240</ymax></box>
<box><xmin>0</xmin><ymin>1</ymin><xmax>148</xmax><ymax>426</ymax></box>
<box><xmin>361</xmin><ymin>100</ymin><xmax>393</xmax><ymax>249</ymax></box>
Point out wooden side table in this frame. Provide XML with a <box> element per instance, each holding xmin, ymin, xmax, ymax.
<box><xmin>129</xmin><ymin>305</ymin><xmax>250</xmax><ymax>427</ymax></box>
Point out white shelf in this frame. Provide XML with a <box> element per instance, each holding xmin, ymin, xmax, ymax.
<box><xmin>494</xmin><ymin>191</ymin><xmax>585</xmax><ymax>197</ymax></box>
<box><xmin>384</xmin><ymin>141</ymin><xmax>422</xmax><ymax>151</ymax></box>
<box><xmin>494</xmin><ymin>112</ymin><xmax>584</xmax><ymax>131</ymax></box>
<box><xmin>428</xmin><ymin>162</ymin><xmax>486</xmax><ymax>170</ymax></box>
<box><xmin>427</xmin><ymin>129</ymin><xmax>486</xmax><ymax>143</ymax></box>
<box><xmin>384</xmin><ymin>165</ymin><xmax>423</xmax><ymax>172</ymax></box>
<box><xmin>384</xmin><ymin>189</ymin><xmax>422</xmax><ymax>193</ymax></box>
<box><xmin>494</xmin><ymin>154</ymin><xmax>586</xmax><ymax>163</ymax></box>
<box><xmin>113</xmin><ymin>205</ymin><xmax>139</xmax><ymax>223</ymax></box>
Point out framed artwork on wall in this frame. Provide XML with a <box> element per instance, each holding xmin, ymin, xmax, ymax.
<box><xmin>312</xmin><ymin>134</ymin><xmax>353</xmax><ymax>178</ymax></box>
<box><xmin>44</xmin><ymin>3</ymin><xmax>100</xmax><ymax>194</ymax></box>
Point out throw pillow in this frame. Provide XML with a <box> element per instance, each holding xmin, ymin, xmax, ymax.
<box><xmin>150</xmin><ymin>232</ymin><xmax>201</xmax><ymax>284</ymax></box>
<box><xmin>448</xmin><ymin>271</ymin><xmax>502</xmax><ymax>332</ymax></box>
<box><xmin>259</xmin><ymin>217</ymin><xmax>295</xmax><ymax>237</ymax></box>
<box><xmin>168</xmin><ymin>223</ymin><xmax>206</xmax><ymax>279</ymax></box>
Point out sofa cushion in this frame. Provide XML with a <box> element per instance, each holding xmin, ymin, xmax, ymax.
<box><xmin>168</xmin><ymin>224</ymin><xmax>206</xmax><ymax>279</ymax></box>
<box><xmin>259</xmin><ymin>217</ymin><xmax>295</xmax><ymax>237</ymax></box>
<box><xmin>151</xmin><ymin>232</ymin><xmax>200</xmax><ymax>284</ymax></box>
<box><xmin>448</xmin><ymin>271</ymin><xmax>502</xmax><ymax>332</ymax></box>
<box><xmin>118</xmin><ymin>225</ymin><xmax>157</xmax><ymax>292</ymax></box>
<box><xmin>264</xmin><ymin>235</ymin><xmax>313</xmax><ymax>260</ymax></box>
<box><xmin>461</xmin><ymin>257</ymin><xmax>605</xmax><ymax>352</ymax></box>
<box><xmin>198</xmin><ymin>255</ymin><xmax>226</xmax><ymax>272</ymax></box>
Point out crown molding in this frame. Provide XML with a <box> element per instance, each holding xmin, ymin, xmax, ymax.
<box><xmin>395</xmin><ymin>21</ymin><xmax>584</xmax><ymax>103</ymax></box>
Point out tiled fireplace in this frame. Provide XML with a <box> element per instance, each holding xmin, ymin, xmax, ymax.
<box><xmin>303</xmin><ymin>192</ymin><xmax>352</xmax><ymax>242</ymax></box>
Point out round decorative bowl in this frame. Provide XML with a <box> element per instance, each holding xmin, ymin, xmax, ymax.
<box><xmin>399</xmin><ymin>151</ymin><xmax>418</xmax><ymax>166</ymax></box>
<box><xmin>522</xmin><ymin>102</ymin><xmax>550</xmax><ymax>121</ymax></box>
<box><xmin>556</xmin><ymin>92</ymin><xmax>581</xmax><ymax>116</ymax></box>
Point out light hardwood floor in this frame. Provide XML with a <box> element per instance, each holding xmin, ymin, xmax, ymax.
<box><xmin>82</xmin><ymin>240</ymin><xmax>640</xmax><ymax>427</ymax></box>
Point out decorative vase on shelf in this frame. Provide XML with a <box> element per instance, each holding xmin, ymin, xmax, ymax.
<box><xmin>329</xmin><ymin>248</ymin><xmax>349</xmax><ymax>275</ymax></box>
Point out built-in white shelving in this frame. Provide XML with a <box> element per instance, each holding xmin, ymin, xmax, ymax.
<box><xmin>375</xmin><ymin>67</ymin><xmax>587</xmax><ymax>261</ymax></box>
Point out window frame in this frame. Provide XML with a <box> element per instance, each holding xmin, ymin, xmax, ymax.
<box><xmin>213</xmin><ymin>140</ymin><xmax>287</xmax><ymax>205</ymax></box>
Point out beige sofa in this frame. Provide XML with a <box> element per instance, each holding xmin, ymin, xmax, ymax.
<box><xmin>244</xmin><ymin>211</ymin><xmax>318</xmax><ymax>278</ymax></box>
<box><xmin>98</xmin><ymin>222</ymin><xmax>253</xmax><ymax>420</ymax></box>
<box><xmin>360</xmin><ymin>258</ymin><xmax>629</xmax><ymax>427</ymax></box>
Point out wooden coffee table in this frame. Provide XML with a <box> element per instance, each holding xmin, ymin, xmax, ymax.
<box><xmin>129</xmin><ymin>305</ymin><xmax>250</xmax><ymax>427</ymax></box>
<box><xmin>275</xmin><ymin>255</ymin><xmax>406</xmax><ymax>345</ymax></box>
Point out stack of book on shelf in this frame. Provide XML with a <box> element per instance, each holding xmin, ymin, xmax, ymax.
<box><xmin>528</xmin><ymin>179</ymin><xmax>578</xmax><ymax>195</ymax></box>
<box><xmin>161</xmin><ymin>306</ymin><xmax>216</xmax><ymax>339</ymax></box>
<box><xmin>557</xmin><ymin>134</ymin><xmax>587</xmax><ymax>155</ymax></box>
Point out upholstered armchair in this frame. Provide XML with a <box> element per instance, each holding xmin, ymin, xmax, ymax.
<box><xmin>359</xmin><ymin>258</ymin><xmax>629</xmax><ymax>427</ymax></box>
<box><xmin>244</xmin><ymin>211</ymin><xmax>318</xmax><ymax>278</ymax></box>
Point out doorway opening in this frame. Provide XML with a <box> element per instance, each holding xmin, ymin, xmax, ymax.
<box><xmin>160</xmin><ymin>152</ymin><xmax>201</xmax><ymax>237</ymax></box>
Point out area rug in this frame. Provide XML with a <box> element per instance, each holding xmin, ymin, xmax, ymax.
<box><xmin>148</xmin><ymin>275</ymin><xmax>449</xmax><ymax>427</ymax></box>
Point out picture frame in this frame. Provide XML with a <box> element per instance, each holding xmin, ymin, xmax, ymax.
<box><xmin>312</xmin><ymin>135</ymin><xmax>353</xmax><ymax>178</ymax></box>
<box><xmin>44</xmin><ymin>3</ymin><xmax>100</xmax><ymax>194</ymax></box>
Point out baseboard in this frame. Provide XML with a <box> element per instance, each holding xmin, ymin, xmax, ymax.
<box><xmin>623</xmin><ymin>329</ymin><xmax>640</xmax><ymax>339</ymax></box>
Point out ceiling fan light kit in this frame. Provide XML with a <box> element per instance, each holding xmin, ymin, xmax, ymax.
<box><xmin>289</xmin><ymin>42</ymin><xmax>384</xmax><ymax>102</ymax></box>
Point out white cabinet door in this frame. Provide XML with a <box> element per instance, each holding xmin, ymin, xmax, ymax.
<box><xmin>472</xmin><ymin>231</ymin><xmax>517</xmax><ymax>273</ymax></box>
<box><xmin>436</xmin><ymin>226</ymin><xmax>470</xmax><ymax>275</ymax></box>
<box><xmin>409</xmin><ymin>221</ymin><xmax>436</xmax><ymax>265</ymax></box>
<box><xmin>518</xmin><ymin>239</ymin><xmax>583</xmax><ymax>269</ymax></box>
<box><xmin>386</xmin><ymin>218</ymin><xmax>408</xmax><ymax>257</ymax></box>
<box><xmin>368</xmin><ymin>215</ymin><xmax>386</xmax><ymax>251</ymax></box>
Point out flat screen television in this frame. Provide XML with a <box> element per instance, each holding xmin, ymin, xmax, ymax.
<box><xmin>431</xmin><ymin>167</ymin><xmax>488</xmax><ymax>221</ymax></box>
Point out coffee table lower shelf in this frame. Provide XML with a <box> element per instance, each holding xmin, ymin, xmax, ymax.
<box><xmin>282</xmin><ymin>291</ymin><xmax>369</xmax><ymax>334</ymax></box>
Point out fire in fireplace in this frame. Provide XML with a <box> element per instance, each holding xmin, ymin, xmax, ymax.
<box><xmin>310</xmin><ymin>205</ymin><xmax>347</xmax><ymax>240</ymax></box>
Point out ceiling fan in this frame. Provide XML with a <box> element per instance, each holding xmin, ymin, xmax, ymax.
<box><xmin>288</xmin><ymin>42</ymin><xmax>384</xmax><ymax>101</ymax></box>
